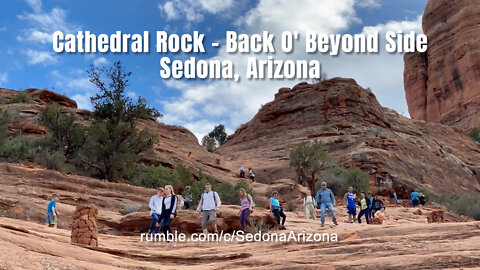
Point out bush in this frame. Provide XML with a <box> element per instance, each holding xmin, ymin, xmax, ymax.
<box><xmin>0</xmin><ymin>136</ymin><xmax>34</xmax><ymax>162</ymax></box>
<box><xmin>420</xmin><ymin>188</ymin><xmax>480</xmax><ymax>220</ymax></box>
<box><xmin>469</xmin><ymin>128</ymin><xmax>480</xmax><ymax>143</ymax></box>
<box><xmin>10</xmin><ymin>92</ymin><xmax>32</xmax><ymax>103</ymax></box>
<box><xmin>316</xmin><ymin>167</ymin><xmax>369</xmax><ymax>196</ymax></box>
<box><xmin>126</xmin><ymin>163</ymin><xmax>177</xmax><ymax>189</ymax></box>
<box><xmin>34</xmin><ymin>149</ymin><xmax>74</xmax><ymax>173</ymax></box>
<box><xmin>124</xmin><ymin>204</ymin><xmax>142</xmax><ymax>214</ymax></box>
<box><xmin>319</xmin><ymin>125</ymin><xmax>333</xmax><ymax>132</ymax></box>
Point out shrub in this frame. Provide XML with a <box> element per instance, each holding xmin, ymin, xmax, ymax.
<box><xmin>126</xmin><ymin>163</ymin><xmax>177</xmax><ymax>189</ymax></box>
<box><xmin>469</xmin><ymin>128</ymin><xmax>480</xmax><ymax>143</ymax></box>
<box><xmin>316</xmin><ymin>167</ymin><xmax>369</xmax><ymax>196</ymax></box>
<box><xmin>0</xmin><ymin>136</ymin><xmax>33</xmax><ymax>162</ymax></box>
<box><xmin>124</xmin><ymin>204</ymin><xmax>142</xmax><ymax>214</ymax></box>
<box><xmin>319</xmin><ymin>125</ymin><xmax>333</xmax><ymax>132</ymax></box>
<box><xmin>34</xmin><ymin>149</ymin><xmax>74</xmax><ymax>173</ymax></box>
<box><xmin>10</xmin><ymin>92</ymin><xmax>32</xmax><ymax>103</ymax></box>
<box><xmin>420</xmin><ymin>188</ymin><xmax>480</xmax><ymax>220</ymax></box>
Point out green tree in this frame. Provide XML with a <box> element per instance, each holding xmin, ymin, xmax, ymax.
<box><xmin>202</xmin><ymin>124</ymin><xmax>228</xmax><ymax>152</ymax></box>
<box><xmin>0</xmin><ymin>110</ymin><xmax>9</xmax><ymax>147</ymax></box>
<box><xmin>201</xmin><ymin>135</ymin><xmax>216</xmax><ymax>152</ymax></box>
<box><xmin>80</xmin><ymin>61</ymin><xmax>161</xmax><ymax>181</ymax></box>
<box><xmin>316</xmin><ymin>167</ymin><xmax>369</xmax><ymax>196</ymax></box>
<box><xmin>209</xmin><ymin>124</ymin><xmax>227</xmax><ymax>145</ymax></box>
<box><xmin>10</xmin><ymin>91</ymin><xmax>32</xmax><ymax>103</ymax></box>
<box><xmin>469</xmin><ymin>128</ymin><xmax>480</xmax><ymax>143</ymax></box>
<box><xmin>290</xmin><ymin>140</ymin><xmax>333</xmax><ymax>194</ymax></box>
<box><xmin>38</xmin><ymin>103</ymin><xmax>87</xmax><ymax>157</ymax></box>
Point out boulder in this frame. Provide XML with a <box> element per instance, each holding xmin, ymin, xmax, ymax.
<box><xmin>427</xmin><ymin>210</ymin><xmax>444</xmax><ymax>223</ymax></box>
<box><xmin>25</xmin><ymin>88</ymin><xmax>77</xmax><ymax>108</ymax></box>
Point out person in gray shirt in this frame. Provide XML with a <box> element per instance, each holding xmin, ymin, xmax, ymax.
<box><xmin>197</xmin><ymin>183</ymin><xmax>221</xmax><ymax>234</ymax></box>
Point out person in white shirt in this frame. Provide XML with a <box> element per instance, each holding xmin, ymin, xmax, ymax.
<box><xmin>303</xmin><ymin>190</ymin><xmax>317</xmax><ymax>220</ymax></box>
<box><xmin>147</xmin><ymin>187</ymin><xmax>164</xmax><ymax>234</ymax></box>
<box><xmin>197</xmin><ymin>183</ymin><xmax>221</xmax><ymax>234</ymax></box>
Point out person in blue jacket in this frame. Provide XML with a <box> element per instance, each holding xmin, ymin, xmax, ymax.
<box><xmin>411</xmin><ymin>189</ymin><xmax>419</xmax><ymax>207</ymax></box>
<box><xmin>316</xmin><ymin>182</ymin><xmax>338</xmax><ymax>227</ymax></box>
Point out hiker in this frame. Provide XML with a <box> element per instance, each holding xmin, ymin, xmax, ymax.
<box><xmin>182</xmin><ymin>186</ymin><xmax>192</xmax><ymax>209</ymax></box>
<box><xmin>419</xmin><ymin>193</ymin><xmax>426</xmax><ymax>206</ymax></box>
<box><xmin>148</xmin><ymin>187</ymin><xmax>164</xmax><ymax>234</ymax></box>
<box><xmin>411</xmin><ymin>189</ymin><xmax>419</xmax><ymax>207</ymax></box>
<box><xmin>343</xmin><ymin>187</ymin><xmax>356</xmax><ymax>223</ymax></box>
<box><xmin>159</xmin><ymin>185</ymin><xmax>177</xmax><ymax>248</ymax></box>
<box><xmin>367</xmin><ymin>193</ymin><xmax>374</xmax><ymax>219</ymax></box>
<box><xmin>391</xmin><ymin>191</ymin><xmax>399</xmax><ymax>206</ymax></box>
<box><xmin>303</xmin><ymin>190</ymin><xmax>317</xmax><ymax>220</ymax></box>
<box><xmin>46</xmin><ymin>194</ymin><xmax>59</xmax><ymax>228</ymax></box>
<box><xmin>357</xmin><ymin>192</ymin><xmax>369</xmax><ymax>224</ymax></box>
<box><xmin>238</xmin><ymin>188</ymin><xmax>254</xmax><ymax>231</ymax></box>
<box><xmin>372</xmin><ymin>195</ymin><xmax>384</xmax><ymax>216</ymax></box>
<box><xmin>269</xmin><ymin>191</ymin><xmax>286</xmax><ymax>229</ymax></box>
<box><xmin>239</xmin><ymin>167</ymin><xmax>245</xmax><ymax>178</ymax></box>
<box><xmin>316</xmin><ymin>182</ymin><xmax>338</xmax><ymax>227</ymax></box>
<box><xmin>187</xmin><ymin>152</ymin><xmax>192</xmax><ymax>158</ymax></box>
<box><xmin>197</xmin><ymin>183</ymin><xmax>222</xmax><ymax>234</ymax></box>
<box><xmin>374</xmin><ymin>207</ymin><xmax>386</xmax><ymax>224</ymax></box>
<box><xmin>248</xmin><ymin>168</ymin><xmax>255</xmax><ymax>182</ymax></box>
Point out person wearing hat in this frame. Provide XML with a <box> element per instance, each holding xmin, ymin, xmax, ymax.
<box><xmin>316</xmin><ymin>182</ymin><xmax>338</xmax><ymax>227</ymax></box>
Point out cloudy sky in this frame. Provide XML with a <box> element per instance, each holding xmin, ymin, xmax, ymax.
<box><xmin>0</xmin><ymin>0</ymin><xmax>427</xmax><ymax>140</ymax></box>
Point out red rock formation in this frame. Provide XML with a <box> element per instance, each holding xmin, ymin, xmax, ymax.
<box><xmin>218</xmin><ymin>78</ymin><xmax>480</xmax><ymax>197</ymax></box>
<box><xmin>25</xmin><ymin>88</ymin><xmax>78</xmax><ymax>108</ymax></box>
<box><xmin>404</xmin><ymin>0</ymin><xmax>480</xmax><ymax>131</ymax></box>
<box><xmin>71</xmin><ymin>206</ymin><xmax>99</xmax><ymax>247</ymax></box>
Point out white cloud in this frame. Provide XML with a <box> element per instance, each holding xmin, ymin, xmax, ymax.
<box><xmin>71</xmin><ymin>93</ymin><xmax>93</xmax><ymax>111</ymax></box>
<box><xmin>0</xmin><ymin>72</ymin><xmax>8</xmax><ymax>85</ymax></box>
<box><xmin>18</xmin><ymin>2</ymin><xmax>78</xmax><ymax>49</ymax></box>
<box><xmin>25</xmin><ymin>49</ymin><xmax>57</xmax><ymax>65</ymax></box>
<box><xmin>161</xmin><ymin>0</ymin><xmax>423</xmax><ymax>141</ymax></box>
<box><xmin>356</xmin><ymin>0</ymin><xmax>381</xmax><ymax>8</ymax></box>
<box><xmin>159</xmin><ymin>0</ymin><xmax>235</xmax><ymax>22</ymax></box>
<box><xmin>93</xmin><ymin>57</ymin><xmax>109</xmax><ymax>66</ymax></box>
<box><xmin>159</xmin><ymin>2</ymin><xmax>178</xmax><ymax>20</ymax></box>
<box><xmin>25</xmin><ymin>0</ymin><xmax>42</xmax><ymax>13</ymax></box>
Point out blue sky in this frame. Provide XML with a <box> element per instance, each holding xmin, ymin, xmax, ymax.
<box><xmin>0</xmin><ymin>0</ymin><xmax>427</xmax><ymax>140</ymax></box>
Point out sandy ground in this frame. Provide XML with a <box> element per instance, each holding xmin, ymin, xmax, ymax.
<box><xmin>1</xmin><ymin>206</ymin><xmax>479</xmax><ymax>270</ymax></box>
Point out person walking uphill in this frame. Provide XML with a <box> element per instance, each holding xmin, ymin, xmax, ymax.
<box><xmin>343</xmin><ymin>187</ymin><xmax>356</xmax><ymax>223</ymax></box>
<box><xmin>197</xmin><ymin>183</ymin><xmax>222</xmax><ymax>234</ymax></box>
<box><xmin>316</xmin><ymin>182</ymin><xmax>338</xmax><ymax>227</ymax></box>
<box><xmin>148</xmin><ymin>187</ymin><xmax>164</xmax><ymax>234</ymax></box>
<box><xmin>238</xmin><ymin>188</ymin><xmax>254</xmax><ymax>231</ymax></box>
<box><xmin>160</xmin><ymin>185</ymin><xmax>177</xmax><ymax>248</ymax></box>
<box><xmin>303</xmin><ymin>190</ymin><xmax>317</xmax><ymax>220</ymax></box>
<box><xmin>46</xmin><ymin>194</ymin><xmax>59</xmax><ymax>228</ymax></box>
<box><xmin>357</xmin><ymin>192</ymin><xmax>369</xmax><ymax>224</ymax></box>
<box><xmin>270</xmin><ymin>191</ymin><xmax>286</xmax><ymax>229</ymax></box>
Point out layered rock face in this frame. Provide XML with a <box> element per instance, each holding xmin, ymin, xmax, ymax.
<box><xmin>219</xmin><ymin>78</ymin><xmax>480</xmax><ymax>197</ymax></box>
<box><xmin>404</xmin><ymin>0</ymin><xmax>480</xmax><ymax>130</ymax></box>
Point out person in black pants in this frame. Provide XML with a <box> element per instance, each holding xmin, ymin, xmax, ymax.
<box><xmin>269</xmin><ymin>191</ymin><xmax>286</xmax><ymax>229</ymax></box>
<box><xmin>159</xmin><ymin>185</ymin><xmax>177</xmax><ymax>248</ymax></box>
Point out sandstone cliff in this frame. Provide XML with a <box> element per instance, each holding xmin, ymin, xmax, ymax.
<box><xmin>404</xmin><ymin>0</ymin><xmax>480</xmax><ymax>131</ymax></box>
<box><xmin>219</xmin><ymin>78</ymin><xmax>480</xmax><ymax>197</ymax></box>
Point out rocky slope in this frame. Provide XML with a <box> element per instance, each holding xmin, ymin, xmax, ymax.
<box><xmin>218</xmin><ymin>78</ymin><xmax>480</xmax><ymax>197</ymax></box>
<box><xmin>1</xmin><ymin>208</ymin><xmax>479</xmax><ymax>269</ymax></box>
<box><xmin>0</xmin><ymin>87</ymin><xmax>238</xmax><ymax>184</ymax></box>
<box><xmin>404</xmin><ymin>0</ymin><xmax>480</xmax><ymax>131</ymax></box>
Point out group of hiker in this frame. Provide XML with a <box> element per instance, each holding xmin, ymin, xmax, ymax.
<box><xmin>44</xmin><ymin>179</ymin><xmax>426</xmax><ymax>246</ymax></box>
<box><xmin>239</xmin><ymin>167</ymin><xmax>255</xmax><ymax>182</ymax></box>
<box><xmin>340</xmin><ymin>186</ymin><xmax>386</xmax><ymax>225</ymax></box>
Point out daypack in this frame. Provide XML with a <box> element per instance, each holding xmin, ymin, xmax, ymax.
<box><xmin>200</xmin><ymin>191</ymin><xmax>218</xmax><ymax>208</ymax></box>
<box><xmin>246</xmin><ymin>194</ymin><xmax>256</xmax><ymax>209</ymax></box>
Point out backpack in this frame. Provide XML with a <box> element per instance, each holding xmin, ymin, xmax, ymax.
<box><xmin>247</xmin><ymin>194</ymin><xmax>256</xmax><ymax>209</ymax></box>
<box><xmin>201</xmin><ymin>191</ymin><xmax>218</xmax><ymax>208</ymax></box>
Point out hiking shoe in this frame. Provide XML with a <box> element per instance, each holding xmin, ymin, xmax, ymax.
<box><xmin>321</xmin><ymin>224</ymin><xmax>325</xmax><ymax>227</ymax></box>
<box><xmin>333</xmin><ymin>220</ymin><xmax>338</xmax><ymax>225</ymax></box>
